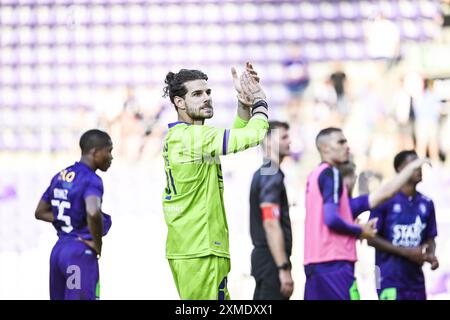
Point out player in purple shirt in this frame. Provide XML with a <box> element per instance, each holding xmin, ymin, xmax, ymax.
<box><xmin>304</xmin><ymin>128</ymin><xmax>377</xmax><ymax>301</ymax></box>
<box><xmin>34</xmin><ymin>129</ymin><xmax>113</xmax><ymax>300</ymax></box>
<box><xmin>309</xmin><ymin>158</ymin><xmax>427</xmax><ymax>300</ymax></box>
<box><xmin>337</xmin><ymin>157</ymin><xmax>430</xmax><ymax>223</ymax></box>
<box><xmin>338</xmin><ymin>153</ymin><xmax>436</xmax><ymax>300</ymax></box>
<box><xmin>368</xmin><ymin>150</ymin><xmax>439</xmax><ymax>300</ymax></box>
<box><xmin>304</xmin><ymin>148</ymin><xmax>427</xmax><ymax>301</ymax></box>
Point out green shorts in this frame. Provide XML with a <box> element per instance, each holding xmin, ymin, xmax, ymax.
<box><xmin>168</xmin><ymin>255</ymin><xmax>231</xmax><ymax>300</ymax></box>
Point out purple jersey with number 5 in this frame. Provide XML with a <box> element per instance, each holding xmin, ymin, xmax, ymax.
<box><xmin>41</xmin><ymin>161</ymin><xmax>112</xmax><ymax>240</ymax></box>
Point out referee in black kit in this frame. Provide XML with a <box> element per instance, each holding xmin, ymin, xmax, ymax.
<box><xmin>249</xmin><ymin>121</ymin><xmax>294</xmax><ymax>300</ymax></box>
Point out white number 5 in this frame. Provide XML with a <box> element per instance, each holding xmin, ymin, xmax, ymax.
<box><xmin>51</xmin><ymin>200</ymin><xmax>73</xmax><ymax>233</ymax></box>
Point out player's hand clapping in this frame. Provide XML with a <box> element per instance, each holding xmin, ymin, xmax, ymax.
<box><xmin>231</xmin><ymin>62</ymin><xmax>266</xmax><ymax>107</ymax></box>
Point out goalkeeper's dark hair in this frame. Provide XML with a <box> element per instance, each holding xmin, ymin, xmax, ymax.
<box><xmin>163</xmin><ymin>69</ymin><xmax>208</xmax><ymax>109</ymax></box>
<box><xmin>79</xmin><ymin>129</ymin><xmax>112</xmax><ymax>155</ymax></box>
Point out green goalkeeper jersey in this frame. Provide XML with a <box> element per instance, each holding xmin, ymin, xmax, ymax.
<box><xmin>162</xmin><ymin>115</ymin><xmax>268</xmax><ymax>259</ymax></box>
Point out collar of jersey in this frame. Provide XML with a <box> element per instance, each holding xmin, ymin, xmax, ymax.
<box><xmin>76</xmin><ymin>161</ymin><xmax>95</xmax><ymax>172</ymax></box>
<box><xmin>262</xmin><ymin>158</ymin><xmax>282</xmax><ymax>173</ymax></box>
<box><xmin>398</xmin><ymin>191</ymin><xmax>419</xmax><ymax>202</ymax></box>
<box><xmin>168</xmin><ymin>121</ymin><xmax>191</xmax><ymax>128</ymax></box>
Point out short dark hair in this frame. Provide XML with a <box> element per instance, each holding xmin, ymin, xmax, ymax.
<box><xmin>163</xmin><ymin>69</ymin><xmax>208</xmax><ymax>107</ymax></box>
<box><xmin>393</xmin><ymin>150</ymin><xmax>417</xmax><ymax>172</ymax></box>
<box><xmin>79</xmin><ymin>129</ymin><xmax>112</xmax><ymax>155</ymax></box>
<box><xmin>267</xmin><ymin>121</ymin><xmax>289</xmax><ymax>136</ymax></box>
<box><xmin>262</xmin><ymin>120</ymin><xmax>290</xmax><ymax>152</ymax></box>
<box><xmin>315</xmin><ymin>127</ymin><xmax>342</xmax><ymax>149</ymax></box>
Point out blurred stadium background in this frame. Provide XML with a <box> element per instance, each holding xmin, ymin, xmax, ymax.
<box><xmin>1</xmin><ymin>0</ymin><xmax>450</xmax><ymax>299</ymax></box>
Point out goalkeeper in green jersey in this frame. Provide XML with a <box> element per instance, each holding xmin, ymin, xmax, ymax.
<box><xmin>162</xmin><ymin>62</ymin><xmax>269</xmax><ymax>300</ymax></box>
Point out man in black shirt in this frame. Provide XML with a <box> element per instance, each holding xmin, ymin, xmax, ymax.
<box><xmin>249</xmin><ymin>121</ymin><xmax>293</xmax><ymax>300</ymax></box>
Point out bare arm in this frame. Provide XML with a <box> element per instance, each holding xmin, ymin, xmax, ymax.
<box><xmin>262</xmin><ymin>203</ymin><xmax>294</xmax><ymax>298</ymax></box>
<box><xmin>35</xmin><ymin>199</ymin><xmax>54</xmax><ymax>222</ymax></box>
<box><xmin>368</xmin><ymin>158</ymin><xmax>429</xmax><ymax>209</ymax></box>
<box><xmin>358</xmin><ymin>170</ymin><xmax>382</xmax><ymax>195</ymax></box>
<box><xmin>425</xmin><ymin>238</ymin><xmax>436</xmax><ymax>256</ymax></box>
<box><xmin>84</xmin><ymin>195</ymin><xmax>104</xmax><ymax>256</ymax></box>
<box><xmin>263</xmin><ymin>219</ymin><xmax>289</xmax><ymax>268</ymax></box>
<box><xmin>367</xmin><ymin>236</ymin><xmax>426</xmax><ymax>265</ymax></box>
<box><xmin>424</xmin><ymin>238</ymin><xmax>439</xmax><ymax>270</ymax></box>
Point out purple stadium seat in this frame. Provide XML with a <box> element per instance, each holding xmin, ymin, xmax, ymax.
<box><xmin>359</xmin><ymin>1</ymin><xmax>378</xmax><ymax>19</ymax></box>
<box><xmin>280</xmin><ymin>3</ymin><xmax>300</xmax><ymax>20</ymax></box>
<box><xmin>420</xmin><ymin>0</ymin><xmax>439</xmax><ymax>18</ymax></box>
<box><xmin>322</xmin><ymin>21</ymin><xmax>342</xmax><ymax>41</ymax></box>
<box><xmin>0</xmin><ymin>0</ymin><xmax>442</xmax><ymax>152</ymax></box>
<box><xmin>303</xmin><ymin>42</ymin><xmax>326</xmax><ymax>62</ymax></box>
<box><xmin>344</xmin><ymin>41</ymin><xmax>366</xmax><ymax>60</ymax></box>
<box><xmin>302</xmin><ymin>22</ymin><xmax>322</xmax><ymax>41</ymax></box>
<box><xmin>299</xmin><ymin>2</ymin><xmax>319</xmax><ymax>20</ymax></box>
<box><xmin>1</xmin><ymin>27</ymin><xmax>18</xmax><ymax>47</ymax></box>
<box><xmin>379</xmin><ymin>0</ymin><xmax>398</xmax><ymax>19</ymax></box>
<box><xmin>1</xmin><ymin>6</ymin><xmax>18</xmax><ymax>25</ymax></box>
<box><xmin>260</xmin><ymin>3</ymin><xmax>280</xmax><ymax>21</ymax></box>
<box><xmin>325</xmin><ymin>42</ymin><xmax>345</xmax><ymax>60</ymax></box>
<box><xmin>283</xmin><ymin>22</ymin><xmax>301</xmax><ymax>42</ymax></box>
<box><xmin>239</xmin><ymin>2</ymin><xmax>259</xmax><ymax>22</ymax></box>
<box><xmin>339</xmin><ymin>1</ymin><xmax>360</xmax><ymax>20</ymax></box>
<box><xmin>341</xmin><ymin>21</ymin><xmax>364</xmax><ymax>40</ymax></box>
<box><xmin>1</xmin><ymin>47</ymin><xmax>18</xmax><ymax>65</ymax></box>
<box><xmin>400</xmin><ymin>19</ymin><xmax>421</xmax><ymax>39</ymax></box>
<box><xmin>399</xmin><ymin>0</ymin><xmax>420</xmax><ymax>19</ymax></box>
<box><xmin>320</xmin><ymin>2</ymin><xmax>339</xmax><ymax>20</ymax></box>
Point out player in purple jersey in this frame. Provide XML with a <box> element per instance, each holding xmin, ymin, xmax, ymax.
<box><xmin>338</xmin><ymin>157</ymin><xmax>431</xmax><ymax>223</ymax></box>
<box><xmin>304</xmin><ymin>128</ymin><xmax>430</xmax><ymax>300</ymax></box>
<box><xmin>303</xmin><ymin>127</ymin><xmax>377</xmax><ymax>300</ymax></box>
<box><xmin>368</xmin><ymin>150</ymin><xmax>439</xmax><ymax>300</ymax></box>
<box><xmin>35</xmin><ymin>129</ymin><xmax>113</xmax><ymax>300</ymax></box>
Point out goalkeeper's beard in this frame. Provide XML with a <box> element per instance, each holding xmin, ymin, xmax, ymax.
<box><xmin>187</xmin><ymin>106</ymin><xmax>214</xmax><ymax>120</ymax></box>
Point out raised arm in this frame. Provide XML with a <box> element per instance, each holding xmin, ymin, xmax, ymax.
<box><xmin>231</xmin><ymin>64</ymin><xmax>252</xmax><ymax>124</ymax></box>
<box><xmin>368</xmin><ymin>158</ymin><xmax>429</xmax><ymax>209</ymax></box>
<box><xmin>199</xmin><ymin>63</ymin><xmax>269</xmax><ymax>157</ymax></box>
<box><xmin>231</xmin><ymin>62</ymin><xmax>266</xmax><ymax>128</ymax></box>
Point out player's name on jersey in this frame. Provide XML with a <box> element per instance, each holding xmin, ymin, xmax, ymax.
<box><xmin>53</xmin><ymin>188</ymin><xmax>68</xmax><ymax>200</ymax></box>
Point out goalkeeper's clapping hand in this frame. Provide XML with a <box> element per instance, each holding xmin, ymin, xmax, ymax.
<box><xmin>231</xmin><ymin>62</ymin><xmax>266</xmax><ymax>108</ymax></box>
